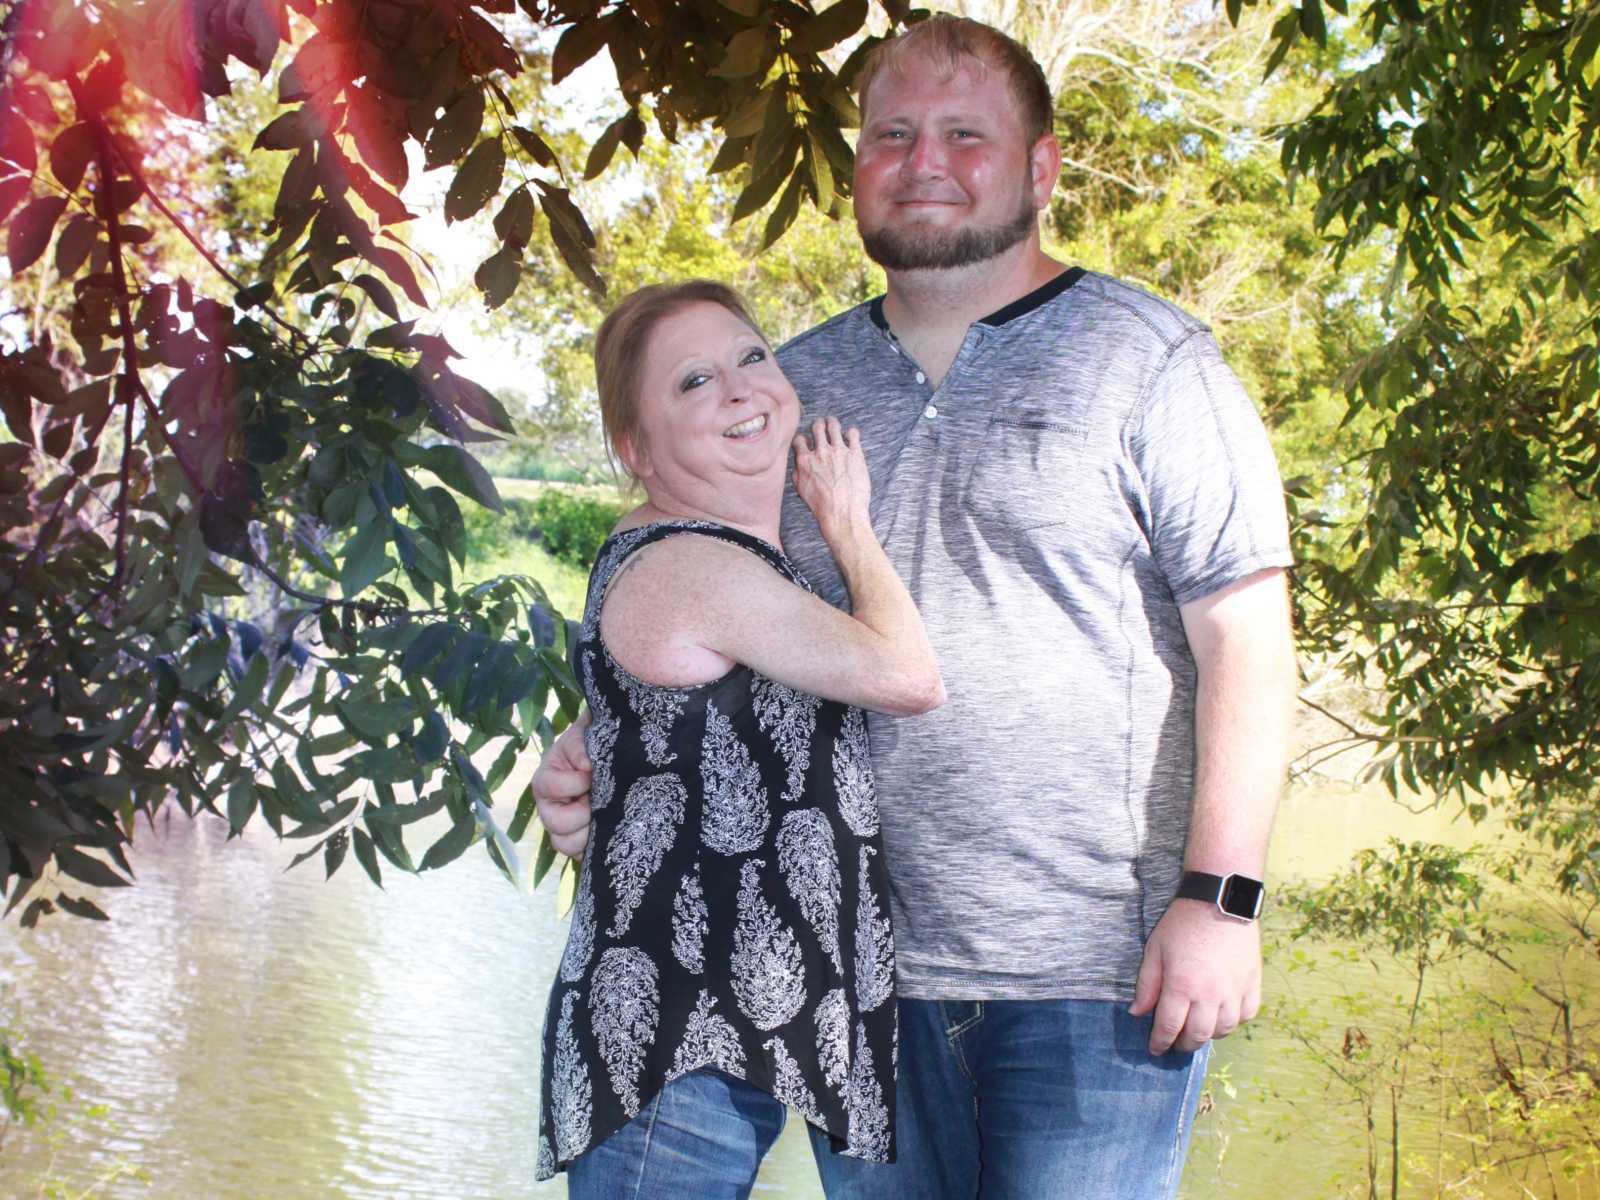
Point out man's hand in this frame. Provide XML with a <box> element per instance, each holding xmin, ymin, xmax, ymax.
<box><xmin>1129</xmin><ymin>899</ymin><xmax>1262</xmax><ymax>1055</ymax></box>
<box><xmin>533</xmin><ymin>710</ymin><xmax>594</xmax><ymax>858</ymax></box>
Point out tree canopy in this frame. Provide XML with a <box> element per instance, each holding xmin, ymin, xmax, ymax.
<box><xmin>2</xmin><ymin>0</ymin><xmax>1598</xmax><ymax>925</ymax></box>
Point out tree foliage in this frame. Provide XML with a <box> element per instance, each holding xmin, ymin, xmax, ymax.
<box><xmin>0</xmin><ymin>0</ymin><xmax>908</xmax><ymax>922</ymax></box>
<box><xmin>1224</xmin><ymin>0</ymin><xmax>1600</xmax><ymax>892</ymax></box>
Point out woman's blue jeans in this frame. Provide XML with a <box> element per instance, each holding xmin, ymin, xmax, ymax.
<box><xmin>566</xmin><ymin>1068</ymin><xmax>786</xmax><ymax>1199</ymax></box>
<box><xmin>807</xmin><ymin>998</ymin><xmax>1210</xmax><ymax>1200</ymax></box>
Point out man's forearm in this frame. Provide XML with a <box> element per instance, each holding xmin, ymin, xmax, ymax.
<box><xmin>1179</xmin><ymin>570</ymin><xmax>1297</xmax><ymax>881</ymax></box>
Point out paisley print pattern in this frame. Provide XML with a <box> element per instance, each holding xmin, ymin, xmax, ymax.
<box><xmin>833</xmin><ymin>706</ymin><xmax>877</xmax><ymax>837</ymax></box>
<box><xmin>669</xmin><ymin>990</ymin><xmax>746</xmax><ymax>1081</ymax></box>
<box><xmin>584</xmin><ymin>657</ymin><xmax>620</xmax><ymax>813</ymax></box>
<box><xmin>605</xmin><ymin>773</ymin><xmax>686</xmax><ymax>938</ymax></box>
<box><xmin>670</xmin><ymin>862</ymin><xmax>708</xmax><ymax>974</ymax></box>
<box><xmin>590</xmin><ymin>946</ymin><xmax>660</xmax><ymax>1117</ymax></box>
<box><xmin>778</xmin><ymin>808</ymin><xmax>842</xmax><ymax>972</ymax></box>
<box><xmin>815</xmin><ymin>988</ymin><xmax>851</xmax><ymax>1090</ymax></box>
<box><xmin>536</xmin><ymin>521</ymin><xmax>896</xmax><ymax>1181</ymax></box>
<box><xmin>731</xmin><ymin>860</ymin><xmax>807</xmax><ymax>1030</ymax></box>
<box><xmin>550</xmin><ymin>991</ymin><xmax>592</xmax><ymax>1160</ymax></box>
<box><xmin>766</xmin><ymin>1034</ymin><xmax>825</xmax><ymax>1125</ymax></box>
<box><xmin>617</xmin><ymin>668</ymin><xmax>687</xmax><ymax>767</ymax></box>
<box><xmin>752</xmin><ymin>675</ymin><xmax>819</xmax><ymax>803</ymax></box>
<box><xmin>845</xmin><ymin>1020</ymin><xmax>892</xmax><ymax>1161</ymax></box>
<box><xmin>854</xmin><ymin>846</ymin><xmax>895</xmax><ymax>1014</ymax></box>
<box><xmin>700</xmin><ymin>699</ymin><xmax>769</xmax><ymax>855</ymax></box>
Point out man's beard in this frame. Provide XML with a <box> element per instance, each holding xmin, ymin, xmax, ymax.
<box><xmin>859</xmin><ymin>187</ymin><xmax>1038</xmax><ymax>272</ymax></box>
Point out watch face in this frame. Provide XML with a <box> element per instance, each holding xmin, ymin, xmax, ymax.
<box><xmin>1221</xmin><ymin>875</ymin><xmax>1264</xmax><ymax>919</ymax></box>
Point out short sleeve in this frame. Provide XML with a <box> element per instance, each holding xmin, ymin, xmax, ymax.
<box><xmin>1130</xmin><ymin>330</ymin><xmax>1293</xmax><ymax>607</ymax></box>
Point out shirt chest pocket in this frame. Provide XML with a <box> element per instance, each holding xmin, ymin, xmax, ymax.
<box><xmin>962</xmin><ymin>411</ymin><xmax>1089</xmax><ymax>532</ymax></box>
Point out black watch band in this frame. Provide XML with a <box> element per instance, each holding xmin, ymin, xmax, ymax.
<box><xmin>1176</xmin><ymin>870</ymin><xmax>1265</xmax><ymax>922</ymax></box>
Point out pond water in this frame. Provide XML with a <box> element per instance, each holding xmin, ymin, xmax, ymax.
<box><xmin>1</xmin><ymin>776</ymin><xmax>1592</xmax><ymax>1198</ymax></box>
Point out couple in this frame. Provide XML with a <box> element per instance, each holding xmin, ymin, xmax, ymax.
<box><xmin>532</xmin><ymin>14</ymin><xmax>1297</xmax><ymax>1200</ymax></box>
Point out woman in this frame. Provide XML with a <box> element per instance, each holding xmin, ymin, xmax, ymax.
<box><xmin>534</xmin><ymin>280</ymin><xmax>943</xmax><ymax>1197</ymax></box>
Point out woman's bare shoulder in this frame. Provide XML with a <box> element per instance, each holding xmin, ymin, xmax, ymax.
<box><xmin>599</xmin><ymin>533</ymin><xmax>783</xmax><ymax>686</ymax></box>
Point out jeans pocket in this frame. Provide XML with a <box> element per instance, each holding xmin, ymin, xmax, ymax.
<box><xmin>962</xmin><ymin>413</ymin><xmax>1089</xmax><ymax>532</ymax></box>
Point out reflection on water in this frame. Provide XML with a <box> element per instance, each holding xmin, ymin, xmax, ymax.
<box><xmin>1</xmin><ymin>781</ymin><xmax>1588</xmax><ymax>1198</ymax></box>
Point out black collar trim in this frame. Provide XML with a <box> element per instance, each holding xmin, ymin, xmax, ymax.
<box><xmin>866</xmin><ymin>266</ymin><xmax>1086</xmax><ymax>333</ymax></box>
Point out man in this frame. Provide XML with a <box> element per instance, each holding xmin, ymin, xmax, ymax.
<box><xmin>536</xmin><ymin>15</ymin><xmax>1297</xmax><ymax>1198</ymax></box>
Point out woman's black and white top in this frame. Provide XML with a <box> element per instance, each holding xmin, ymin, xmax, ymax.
<box><xmin>535</xmin><ymin>520</ymin><xmax>897</xmax><ymax>1179</ymax></box>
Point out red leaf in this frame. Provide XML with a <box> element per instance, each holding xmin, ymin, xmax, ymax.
<box><xmin>49</xmin><ymin>123</ymin><xmax>98</xmax><ymax>193</ymax></box>
<box><xmin>278</xmin><ymin>34</ymin><xmax>349</xmax><ymax>103</ymax></box>
<box><xmin>365</xmin><ymin>245</ymin><xmax>428</xmax><ymax>308</ymax></box>
<box><xmin>351</xmin><ymin>273</ymin><xmax>401</xmax><ymax>321</ymax></box>
<box><xmin>345</xmin><ymin>85</ymin><xmax>408</xmax><ymax>190</ymax></box>
<box><xmin>8</xmin><ymin>196</ymin><xmax>69</xmax><ymax>274</ymax></box>
<box><xmin>0</xmin><ymin>110</ymin><xmax>36</xmax><ymax>175</ymax></box>
<box><xmin>0</xmin><ymin>177</ymin><xmax>31</xmax><ymax>226</ymax></box>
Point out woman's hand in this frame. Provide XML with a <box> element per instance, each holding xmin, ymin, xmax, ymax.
<box><xmin>794</xmin><ymin>416</ymin><xmax>870</xmax><ymax>544</ymax></box>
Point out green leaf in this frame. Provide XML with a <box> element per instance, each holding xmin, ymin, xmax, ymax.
<box><xmin>339</xmin><ymin>518</ymin><xmax>392</xmax><ymax>598</ymax></box>
<box><xmin>532</xmin><ymin>826</ymin><xmax>560</xmax><ymax>888</ymax></box>
<box><xmin>218</xmin><ymin>652</ymin><xmax>271</xmax><ymax>724</ymax></box>
<box><xmin>420</xmin><ymin>444</ymin><xmax>503</xmax><ymax>512</ymax></box>
<box><xmin>508</xmin><ymin>780</ymin><xmax>539</xmax><ymax>842</ymax></box>
<box><xmin>445</xmin><ymin>138</ymin><xmax>506</xmax><ymax>224</ymax></box>
<box><xmin>401</xmin><ymin>622</ymin><xmax>458</xmax><ymax>676</ymax></box>
<box><xmin>761</xmin><ymin>168</ymin><xmax>806</xmax><ymax>248</ymax></box>
<box><xmin>227</xmin><ymin>776</ymin><xmax>257</xmax><ymax>835</ymax></box>
<box><xmin>55</xmin><ymin>846</ymin><xmax>132</xmax><ymax>889</ymax></box>
<box><xmin>338</xmin><ymin>697</ymin><xmax>417</xmax><ymax>740</ymax></box>
<box><xmin>420</xmin><ymin>813</ymin><xmax>477</xmax><ymax>871</ymax></box>
<box><xmin>352</xmin><ymin>828</ymin><xmax>384</xmax><ymax>887</ymax></box>
<box><xmin>788</xmin><ymin>0</ymin><xmax>867</xmax><ymax>55</ymax></box>
<box><xmin>731</xmin><ymin>138</ymin><xmax>797</xmax><ymax>223</ymax></box>
<box><xmin>180</xmin><ymin>636</ymin><xmax>231</xmax><ymax>690</ymax></box>
<box><xmin>324</xmin><ymin>830</ymin><xmax>350</xmax><ymax>879</ymax></box>
<box><xmin>712</xmin><ymin>27</ymin><xmax>772</xmax><ymax>79</ymax></box>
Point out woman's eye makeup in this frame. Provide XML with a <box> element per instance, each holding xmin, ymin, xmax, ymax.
<box><xmin>740</xmin><ymin>347</ymin><xmax>767</xmax><ymax>365</ymax></box>
<box><xmin>679</xmin><ymin>370</ymin><xmax>709</xmax><ymax>392</ymax></box>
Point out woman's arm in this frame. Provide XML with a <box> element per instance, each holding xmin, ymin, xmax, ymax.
<box><xmin>600</xmin><ymin>419</ymin><xmax>945</xmax><ymax>716</ymax></box>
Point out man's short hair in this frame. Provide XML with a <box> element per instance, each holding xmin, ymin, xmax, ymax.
<box><xmin>855</xmin><ymin>14</ymin><xmax>1053</xmax><ymax>146</ymax></box>
<box><xmin>593</xmin><ymin>280</ymin><xmax>765</xmax><ymax>481</ymax></box>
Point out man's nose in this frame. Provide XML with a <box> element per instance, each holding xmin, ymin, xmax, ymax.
<box><xmin>902</xmin><ymin>133</ymin><xmax>948</xmax><ymax>179</ymax></box>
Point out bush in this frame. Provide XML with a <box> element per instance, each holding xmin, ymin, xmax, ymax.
<box><xmin>529</xmin><ymin>490</ymin><xmax>626</xmax><ymax>569</ymax></box>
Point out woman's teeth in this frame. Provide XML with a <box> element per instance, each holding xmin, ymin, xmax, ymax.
<box><xmin>724</xmin><ymin>414</ymin><xmax>768</xmax><ymax>438</ymax></box>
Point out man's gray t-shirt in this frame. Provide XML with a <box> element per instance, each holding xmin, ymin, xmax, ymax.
<box><xmin>776</xmin><ymin>269</ymin><xmax>1292</xmax><ymax>1002</ymax></box>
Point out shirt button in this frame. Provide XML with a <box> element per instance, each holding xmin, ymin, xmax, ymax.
<box><xmin>915</xmin><ymin>371</ymin><xmax>927</xmax><ymax>383</ymax></box>
<box><xmin>923</xmin><ymin>404</ymin><xmax>938</xmax><ymax>419</ymax></box>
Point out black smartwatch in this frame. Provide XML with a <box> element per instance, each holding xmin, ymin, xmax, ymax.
<box><xmin>1176</xmin><ymin>871</ymin><xmax>1265</xmax><ymax>922</ymax></box>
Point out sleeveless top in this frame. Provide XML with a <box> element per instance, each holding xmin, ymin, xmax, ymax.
<box><xmin>534</xmin><ymin>520</ymin><xmax>898</xmax><ymax>1180</ymax></box>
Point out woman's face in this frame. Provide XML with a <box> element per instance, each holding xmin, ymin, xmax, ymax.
<box><xmin>626</xmin><ymin>301</ymin><xmax>801</xmax><ymax>496</ymax></box>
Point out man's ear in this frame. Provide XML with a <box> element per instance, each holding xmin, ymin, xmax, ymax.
<box><xmin>1029</xmin><ymin>132</ymin><xmax>1063</xmax><ymax>209</ymax></box>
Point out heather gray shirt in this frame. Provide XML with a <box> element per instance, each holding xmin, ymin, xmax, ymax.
<box><xmin>776</xmin><ymin>269</ymin><xmax>1292</xmax><ymax>1001</ymax></box>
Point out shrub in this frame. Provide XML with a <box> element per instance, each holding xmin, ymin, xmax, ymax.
<box><xmin>530</xmin><ymin>490</ymin><xmax>626</xmax><ymax>569</ymax></box>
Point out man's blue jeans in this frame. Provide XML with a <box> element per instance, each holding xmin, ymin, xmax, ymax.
<box><xmin>808</xmin><ymin>998</ymin><xmax>1210</xmax><ymax>1200</ymax></box>
<box><xmin>566</xmin><ymin>1069</ymin><xmax>786</xmax><ymax>1199</ymax></box>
